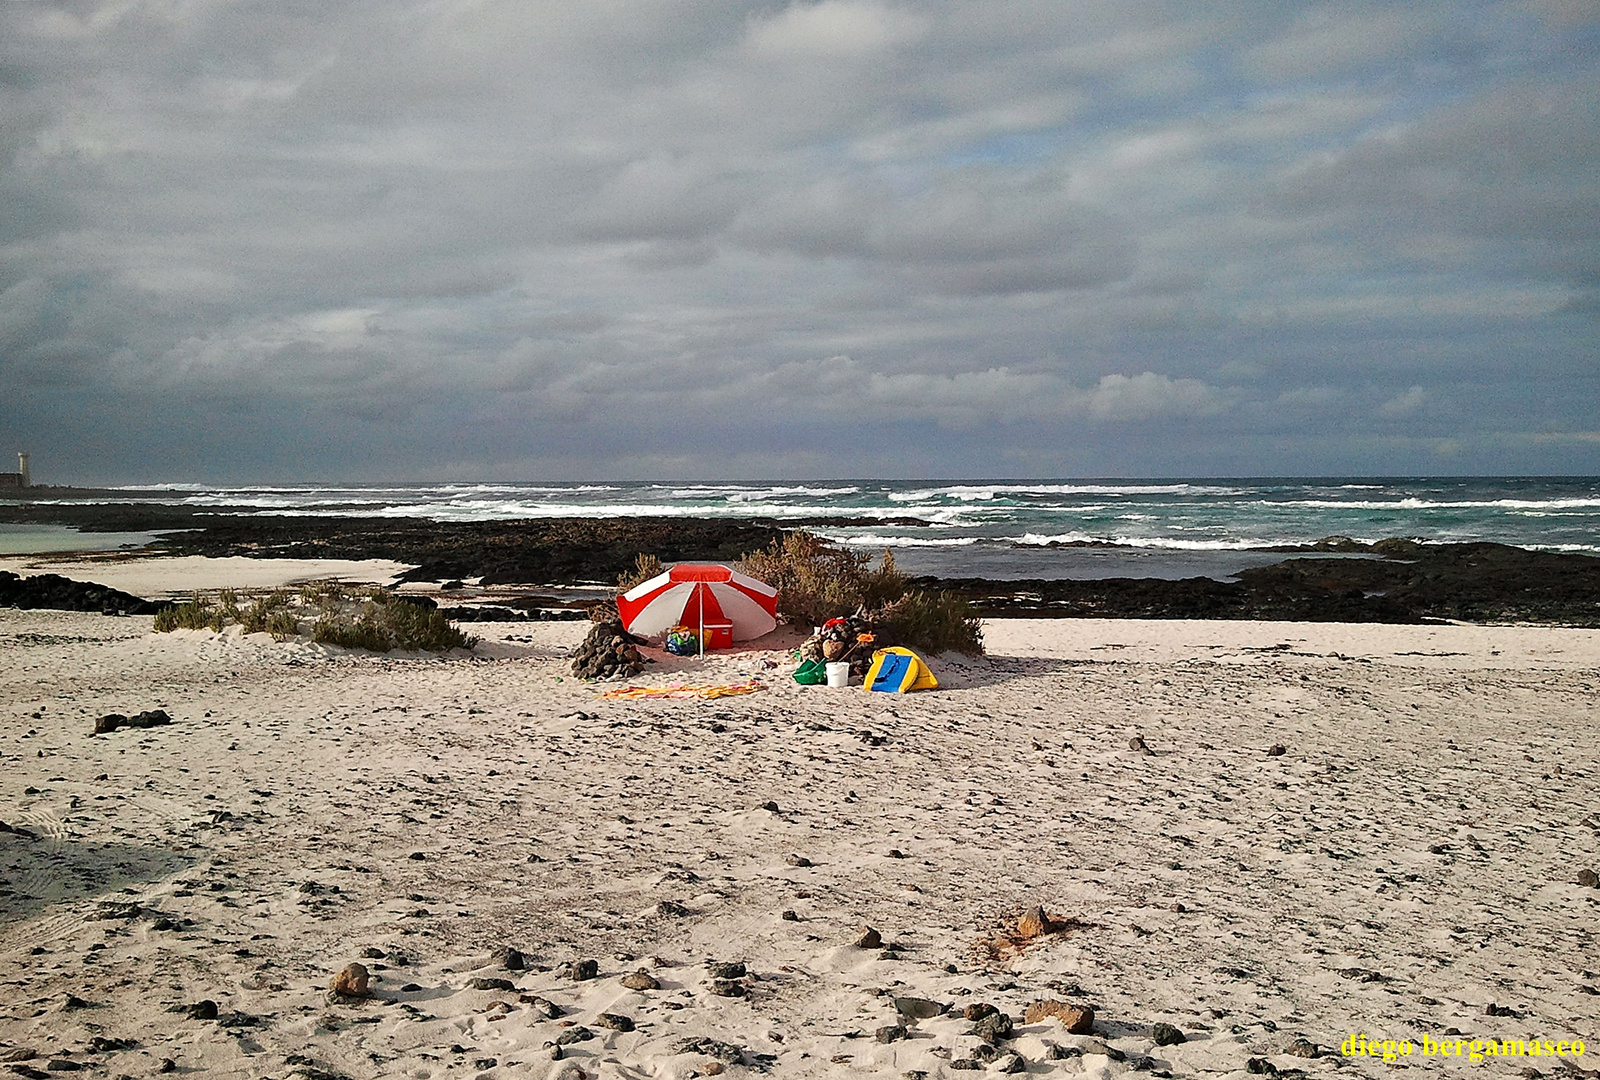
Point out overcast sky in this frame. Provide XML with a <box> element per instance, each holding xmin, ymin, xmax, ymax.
<box><xmin>2</xmin><ymin>0</ymin><xmax>1597</xmax><ymax>483</ymax></box>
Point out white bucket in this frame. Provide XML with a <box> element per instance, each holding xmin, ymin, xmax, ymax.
<box><xmin>825</xmin><ymin>662</ymin><xmax>850</xmax><ymax>688</ymax></box>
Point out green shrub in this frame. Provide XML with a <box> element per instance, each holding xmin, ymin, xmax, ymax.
<box><xmin>736</xmin><ymin>531</ymin><xmax>906</xmax><ymax>626</ymax></box>
<box><xmin>311</xmin><ymin>613</ymin><xmax>394</xmax><ymax>652</ymax></box>
<box><xmin>737</xmin><ymin>531</ymin><xmax>982</xmax><ymax>655</ymax></box>
<box><xmin>368</xmin><ymin>592</ymin><xmax>473</xmax><ymax>652</ymax></box>
<box><xmin>154</xmin><ymin>583</ymin><xmax>471</xmax><ymax>653</ymax></box>
<box><xmin>617</xmin><ymin>553</ymin><xmax>664</xmax><ymax>591</ymax></box>
<box><xmin>153</xmin><ymin>595</ymin><xmax>216</xmax><ymax>632</ymax></box>
<box><xmin>874</xmin><ymin>589</ymin><xmax>984</xmax><ymax>656</ymax></box>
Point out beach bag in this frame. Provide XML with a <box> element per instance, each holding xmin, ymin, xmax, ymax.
<box><xmin>864</xmin><ymin>647</ymin><xmax>939</xmax><ymax>693</ymax></box>
<box><xmin>792</xmin><ymin>658</ymin><xmax>828</xmax><ymax>685</ymax></box>
<box><xmin>664</xmin><ymin>626</ymin><xmax>699</xmax><ymax>656</ymax></box>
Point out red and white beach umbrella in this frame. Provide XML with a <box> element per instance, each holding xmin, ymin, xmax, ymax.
<box><xmin>616</xmin><ymin>564</ymin><xmax>779</xmax><ymax>644</ymax></box>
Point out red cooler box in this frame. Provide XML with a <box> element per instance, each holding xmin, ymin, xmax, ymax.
<box><xmin>700</xmin><ymin>622</ymin><xmax>734</xmax><ymax>650</ymax></box>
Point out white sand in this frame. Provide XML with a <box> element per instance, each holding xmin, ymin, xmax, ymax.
<box><xmin>0</xmin><ymin>555</ymin><xmax>414</xmax><ymax>598</ymax></box>
<box><xmin>2</xmin><ymin>606</ymin><xmax>1597</xmax><ymax>1079</ymax></box>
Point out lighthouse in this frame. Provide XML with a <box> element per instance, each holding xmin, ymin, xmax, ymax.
<box><xmin>17</xmin><ymin>452</ymin><xmax>28</xmax><ymax>487</ymax></box>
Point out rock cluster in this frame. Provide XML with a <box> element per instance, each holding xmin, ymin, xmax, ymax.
<box><xmin>92</xmin><ymin>710</ymin><xmax>172</xmax><ymax>735</ymax></box>
<box><xmin>569</xmin><ymin>619</ymin><xmax>648</xmax><ymax>679</ymax></box>
<box><xmin>0</xmin><ymin>571</ymin><xmax>159</xmax><ymax>615</ymax></box>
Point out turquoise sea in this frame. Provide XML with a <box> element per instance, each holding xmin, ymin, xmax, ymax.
<box><xmin>11</xmin><ymin>476</ymin><xmax>1598</xmax><ymax>581</ymax></box>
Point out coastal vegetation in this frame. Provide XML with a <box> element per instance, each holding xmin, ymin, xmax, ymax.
<box><xmin>737</xmin><ymin>530</ymin><xmax>983</xmax><ymax>655</ymax></box>
<box><xmin>153</xmin><ymin>582</ymin><xmax>472</xmax><ymax>652</ymax></box>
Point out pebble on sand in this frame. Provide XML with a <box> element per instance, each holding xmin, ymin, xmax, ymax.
<box><xmin>893</xmin><ymin>996</ymin><xmax>947</xmax><ymax>1020</ymax></box>
<box><xmin>620</xmin><ymin>970</ymin><xmax>660</xmax><ymax>991</ymax></box>
<box><xmin>1151</xmin><ymin>1022</ymin><xmax>1187</xmax><ymax>1046</ymax></box>
<box><xmin>328</xmin><ymin>963</ymin><xmax>370</xmax><ymax>998</ymax></box>
<box><xmin>1016</xmin><ymin>905</ymin><xmax>1061</xmax><ymax>939</ymax></box>
<box><xmin>854</xmin><ymin>926</ymin><xmax>883</xmax><ymax>949</ymax></box>
<box><xmin>1578</xmin><ymin>869</ymin><xmax>1599</xmax><ymax>888</ymax></box>
<box><xmin>1023</xmin><ymin>1000</ymin><xmax>1095</xmax><ymax>1034</ymax></box>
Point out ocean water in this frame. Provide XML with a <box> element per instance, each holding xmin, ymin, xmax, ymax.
<box><xmin>17</xmin><ymin>476</ymin><xmax>1598</xmax><ymax>581</ymax></box>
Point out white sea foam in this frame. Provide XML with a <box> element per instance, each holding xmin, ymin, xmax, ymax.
<box><xmin>1015</xmin><ymin>532</ymin><xmax>1299</xmax><ymax>551</ymax></box>
<box><xmin>888</xmin><ymin>483</ymin><xmax>1245</xmax><ymax>502</ymax></box>
<box><xmin>826</xmin><ymin>533</ymin><xmax>986</xmax><ymax>548</ymax></box>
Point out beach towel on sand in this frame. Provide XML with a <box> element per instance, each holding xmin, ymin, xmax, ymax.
<box><xmin>863</xmin><ymin>647</ymin><xmax>938</xmax><ymax>693</ymax></box>
<box><xmin>597</xmin><ymin>679</ymin><xmax>765</xmax><ymax>700</ymax></box>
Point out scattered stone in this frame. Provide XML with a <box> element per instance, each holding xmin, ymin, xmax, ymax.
<box><xmin>621</xmin><ymin>970</ymin><xmax>660</xmax><ymax>991</ymax></box>
<box><xmin>158</xmin><ymin>1060</ymin><xmax>176</xmax><ymax>1074</ymax></box>
<box><xmin>657</xmin><ymin>900</ymin><xmax>690</xmax><ymax>917</ymax></box>
<box><xmin>1151</xmin><ymin>1022</ymin><xmax>1186</xmax><ymax>1046</ymax></box>
<box><xmin>674</xmin><ymin>1037</ymin><xmax>745</xmax><ymax>1063</ymax></box>
<box><xmin>563</xmin><ymin>959</ymin><xmax>598</xmax><ymax>981</ymax></box>
<box><xmin>0</xmin><ymin>1051</ymin><xmax>34</xmax><ymax>1063</ymax></box>
<box><xmin>894</xmin><ymin>997</ymin><xmax>947</xmax><ymax>1020</ymax></box>
<box><xmin>359</xmin><ymin>947</ymin><xmax>385</xmax><ymax>959</ymax></box>
<box><xmin>948</xmin><ymin>1059</ymin><xmax>982</xmax><ymax>1070</ymax></box>
<box><xmin>521</xmin><ymin>995</ymin><xmax>561</xmax><ymax>1019</ymax></box>
<box><xmin>876</xmin><ymin>1025</ymin><xmax>909</xmax><ymax>1043</ymax></box>
<box><xmin>995</xmin><ymin>1052</ymin><xmax>1027</xmax><ymax>1074</ymax></box>
<box><xmin>554</xmin><ymin>1027</ymin><xmax>594</xmax><ymax>1046</ymax></box>
<box><xmin>1246</xmin><ymin>1058</ymin><xmax>1279</xmax><ymax>1075</ymax></box>
<box><xmin>1578</xmin><ymin>869</ymin><xmax>1599</xmax><ymax>888</ymax></box>
<box><xmin>855</xmin><ymin>926</ymin><xmax>883</xmax><ymax>949</ymax></box>
<box><xmin>1024</xmin><ymin>1000</ymin><xmax>1095</xmax><ymax>1034</ymax></box>
<box><xmin>888</xmin><ymin>849</ymin><xmax>905</xmax><ymax>859</ymax></box>
<box><xmin>328</xmin><ymin>964</ymin><xmax>370</xmax><ymax>998</ymax></box>
<box><xmin>92</xmin><ymin>709</ymin><xmax>172</xmax><ymax>735</ymax></box>
<box><xmin>706</xmin><ymin>961</ymin><xmax>747</xmax><ymax>980</ymax></box>
<box><xmin>963</xmin><ymin>1004</ymin><xmax>998</xmax><ymax>1021</ymax></box>
<box><xmin>1129</xmin><ymin>735</ymin><xmax>1153</xmax><ymax>755</ymax></box>
<box><xmin>785</xmin><ymin>853</ymin><xmax>813</xmax><ymax>867</ymax></box>
<box><xmin>596</xmin><ymin>1013</ymin><xmax>635</xmax><ymax>1032</ymax></box>
<box><xmin>1018</xmin><ymin>904</ymin><xmax>1067</xmax><ymax>940</ymax></box>
<box><xmin>970</xmin><ymin>1044</ymin><xmax>1003</xmax><ymax>1063</ymax></box>
<box><xmin>1043</xmin><ymin>1043</ymin><xmax>1078</xmax><ymax>1060</ymax></box>
<box><xmin>761</xmin><ymin>801</ymin><xmax>780</xmax><ymax>812</ymax></box>
<box><xmin>185</xmin><ymin>1000</ymin><xmax>219</xmax><ymax>1020</ymax></box>
<box><xmin>1171</xmin><ymin>903</ymin><xmax>1187</xmax><ymax>913</ymax></box>
<box><xmin>1286</xmin><ymin>1039</ymin><xmax>1319</xmax><ymax>1058</ymax></box>
<box><xmin>470</xmin><ymin>978</ymin><xmax>515</xmax><ymax>991</ymax></box>
<box><xmin>495</xmin><ymin>947</ymin><xmax>526</xmax><ymax>970</ymax></box>
<box><xmin>400</xmin><ymin>984</ymin><xmax>422</xmax><ymax>993</ymax></box>
<box><xmin>1268</xmin><ymin>744</ymin><xmax>1287</xmax><ymax>756</ymax></box>
<box><xmin>970</xmin><ymin>1012</ymin><xmax>1015</xmax><ymax>1043</ymax></box>
<box><xmin>87</xmin><ymin>1038</ymin><xmax>136</xmax><ymax>1053</ymax></box>
<box><xmin>472</xmin><ymin>1059</ymin><xmax>497</xmax><ymax>1071</ymax></box>
<box><xmin>780</xmin><ymin>909</ymin><xmax>799</xmax><ymax>921</ymax></box>
<box><xmin>708</xmin><ymin>980</ymin><xmax>747</xmax><ymax>998</ymax></box>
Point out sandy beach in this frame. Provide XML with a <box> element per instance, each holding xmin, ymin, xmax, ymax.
<box><xmin>3</xmin><ymin>563</ymin><xmax>1597</xmax><ymax>1080</ymax></box>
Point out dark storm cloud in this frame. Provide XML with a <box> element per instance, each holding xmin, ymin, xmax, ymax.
<box><xmin>0</xmin><ymin>0</ymin><xmax>1596</xmax><ymax>482</ymax></box>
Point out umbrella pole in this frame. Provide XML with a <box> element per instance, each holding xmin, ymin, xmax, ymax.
<box><xmin>698</xmin><ymin>584</ymin><xmax>704</xmax><ymax>657</ymax></box>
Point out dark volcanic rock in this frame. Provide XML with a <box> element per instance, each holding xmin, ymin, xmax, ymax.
<box><xmin>917</xmin><ymin>541</ymin><xmax>1600</xmax><ymax>626</ymax></box>
<box><xmin>0</xmin><ymin>571</ymin><xmax>159</xmax><ymax>615</ymax></box>
<box><xmin>106</xmin><ymin>514</ymin><xmax>785</xmax><ymax>586</ymax></box>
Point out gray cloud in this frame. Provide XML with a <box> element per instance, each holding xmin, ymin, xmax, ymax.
<box><xmin>0</xmin><ymin>0</ymin><xmax>1596</xmax><ymax>482</ymax></box>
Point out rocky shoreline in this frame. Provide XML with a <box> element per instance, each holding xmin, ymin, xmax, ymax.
<box><xmin>924</xmin><ymin>540</ymin><xmax>1600</xmax><ymax>626</ymax></box>
<box><xmin>3</xmin><ymin>498</ymin><xmax>1598</xmax><ymax>625</ymax></box>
